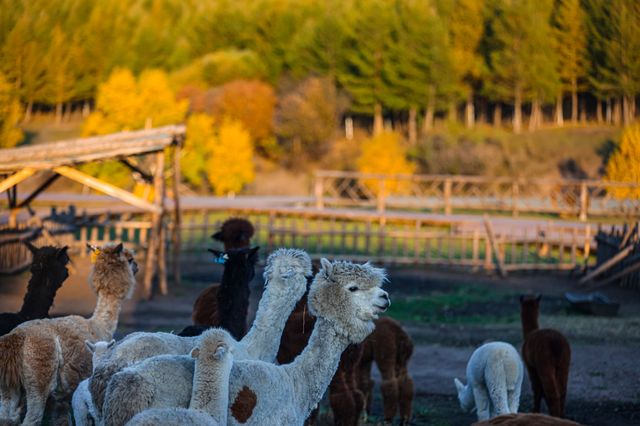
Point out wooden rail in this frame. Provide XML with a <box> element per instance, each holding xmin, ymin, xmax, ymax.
<box><xmin>314</xmin><ymin>170</ymin><xmax>640</xmax><ymax>221</ymax></box>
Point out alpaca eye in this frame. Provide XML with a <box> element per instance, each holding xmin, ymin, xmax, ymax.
<box><xmin>348</xmin><ymin>286</ymin><xmax>358</xmax><ymax>292</ymax></box>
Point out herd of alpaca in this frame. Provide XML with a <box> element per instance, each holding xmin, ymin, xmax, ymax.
<box><xmin>0</xmin><ymin>217</ymin><xmax>578</xmax><ymax>426</ymax></box>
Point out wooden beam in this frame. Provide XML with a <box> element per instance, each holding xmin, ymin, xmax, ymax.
<box><xmin>119</xmin><ymin>159</ymin><xmax>153</xmax><ymax>183</ymax></box>
<box><xmin>18</xmin><ymin>173</ymin><xmax>60</xmax><ymax>208</ymax></box>
<box><xmin>483</xmin><ymin>215</ymin><xmax>507</xmax><ymax>277</ymax></box>
<box><xmin>53</xmin><ymin>166</ymin><xmax>161</xmax><ymax>213</ymax></box>
<box><xmin>172</xmin><ymin>144</ymin><xmax>182</xmax><ymax>286</ymax></box>
<box><xmin>0</xmin><ymin>168</ymin><xmax>36</xmax><ymax>194</ymax></box>
<box><xmin>589</xmin><ymin>254</ymin><xmax>640</xmax><ymax>288</ymax></box>
<box><xmin>578</xmin><ymin>244</ymin><xmax>634</xmax><ymax>285</ymax></box>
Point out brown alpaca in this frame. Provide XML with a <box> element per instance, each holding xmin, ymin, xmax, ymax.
<box><xmin>0</xmin><ymin>243</ymin><xmax>137</xmax><ymax>426</ymax></box>
<box><xmin>520</xmin><ymin>295</ymin><xmax>571</xmax><ymax>418</ymax></box>
<box><xmin>191</xmin><ymin>218</ymin><xmax>254</xmax><ymax>328</ymax></box>
<box><xmin>277</xmin><ymin>294</ymin><xmax>365</xmax><ymax>426</ymax></box>
<box><xmin>357</xmin><ymin>316</ymin><xmax>414</xmax><ymax>425</ymax></box>
<box><xmin>472</xmin><ymin>413</ymin><xmax>583</xmax><ymax>425</ymax></box>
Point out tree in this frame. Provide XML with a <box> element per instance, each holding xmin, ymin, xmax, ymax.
<box><xmin>206</xmin><ymin>118</ymin><xmax>255</xmax><ymax>196</ymax></box>
<box><xmin>0</xmin><ymin>72</ymin><xmax>23</xmax><ymax>148</ymax></box>
<box><xmin>181</xmin><ymin>113</ymin><xmax>215</xmax><ymax>189</ymax></box>
<box><xmin>553</xmin><ymin>0</ymin><xmax>587</xmax><ymax>125</ymax></box>
<box><xmin>606</xmin><ymin>123</ymin><xmax>640</xmax><ymax>198</ymax></box>
<box><xmin>43</xmin><ymin>26</ymin><xmax>78</xmax><ymax>124</ymax></box>
<box><xmin>356</xmin><ymin>131</ymin><xmax>415</xmax><ymax>195</ymax></box>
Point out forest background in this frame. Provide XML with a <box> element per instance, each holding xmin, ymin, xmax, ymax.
<box><xmin>1</xmin><ymin>0</ymin><xmax>639</xmax><ymax>196</ymax></box>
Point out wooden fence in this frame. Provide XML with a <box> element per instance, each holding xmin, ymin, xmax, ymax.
<box><xmin>314</xmin><ymin>170</ymin><xmax>640</xmax><ymax>221</ymax></box>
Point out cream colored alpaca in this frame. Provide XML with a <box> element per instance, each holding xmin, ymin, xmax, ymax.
<box><xmin>99</xmin><ymin>248</ymin><xmax>311</xmax><ymax>425</ymax></box>
<box><xmin>0</xmin><ymin>243</ymin><xmax>137</xmax><ymax>426</ymax></box>
<box><xmin>126</xmin><ymin>328</ymin><xmax>234</xmax><ymax>426</ymax></box>
<box><xmin>102</xmin><ymin>258</ymin><xmax>390</xmax><ymax>426</ymax></box>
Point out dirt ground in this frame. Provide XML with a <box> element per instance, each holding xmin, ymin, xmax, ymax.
<box><xmin>1</xmin><ymin>259</ymin><xmax>639</xmax><ymax>426</ymax></box>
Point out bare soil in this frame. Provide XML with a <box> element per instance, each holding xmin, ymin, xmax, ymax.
<box><xmin>1</xmin><ymin>260</ymin><xmax>639</xmax><ymax>426</ymax></box>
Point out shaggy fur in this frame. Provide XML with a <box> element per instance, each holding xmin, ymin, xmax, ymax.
<box><xmin>72</xmin><ymin>339</ymin><xmax>116</xmax><ymax>426</ymax></box>
<box><xmin>191</xmin><ymin>218</ymin><xmax>255</xmax><ymax>329</ymax></box>
<box><xmin>454</xmin><ymin>341</ymin><xmax>524</xmax><ymax>421</ymax></box>
<box><xmin>520</xmin><ymin>295</ymin><xmax>571</xmax><ymax>418</ymax></box>
<box><xmin>0</xmin><ymin>243</ymin><xmax>137</xmax><ymax>426</ymax></box>
<box><xmin>358</xmin><ymin>316</ymin><xmax>414</xmax><ymax>425</ymax></box>
<box><xmin>103</xmin><ymin>258</ymin><xmax>389</xmax><ymax>426</ymax></box>
<box><xmin>126</xmin><ymin>329</ymin><xmax>234</xmax><ymax>426</ymax></box>
<box><xmin>0</xmin><ymin>243</ymin><xmax>70</xmax><ymax>336</ymax></box>
<box><xmin>101</xmin><ymin>248</ymin><xmax>312</xmax><ymax>426</ymax></box>
<box><xmin>472</xmin><ymin>413</ymin><xmax>583</xmax><ymax>425</ymax></box>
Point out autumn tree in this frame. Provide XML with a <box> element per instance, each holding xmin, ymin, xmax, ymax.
<box><xmin>207</xmin><ymin>118</ymin><xmax>255</xmax><ymax>196</ymax></box>
<box><xmin>606</xmin><ymin>123</ymin><xmax>640</xmax><ymax>198</ymax></box>
<box><xmin>0</xmin><ymin>72</ymin><xmax>23</xmax><ymax>148</ymax></box>
<box><xmin>181</xmin><ymin>113</ymin><xmax>215</xmax><ymax>189</ymax></box>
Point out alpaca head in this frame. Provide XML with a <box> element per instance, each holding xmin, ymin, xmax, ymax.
<box><xmin>308</xmin><ymin>258</ymin><xmax>389</xmax><ymax>343</ymax></box>
<box><xmin>211</xmin><ymin>218</ymin><xmax>255</xmax><ymax>250</ymax></box>
<box><xmin>191</xmin><ymin>328</ymin><xmax>235</xmax><ymax>364</ymax></box>
<box><xmin>519</xmin><ymin>294</ymin><xmax>541</xmax><ymax>320</ymax></box>
<box><xmin>86</xmin><ymin>339</ymin><xmax>116</xmax><ymax>372</ymax></box>
<box><xmin>263</xmin><ymin>248</ymin><xmax>312</xmax><ymax>300</ymax></box>
<box><xmin>87</xmin><ymin>243</ymin><xmax>137</xmax><ymax>299</ymax></box>
<box><xmin>208</xmin><ymin>246</ymin><xmax>259</xmax><ymax>282</ymax></box>
<box><xmin>454</xmin><ymin>378</ymin><xmax>474</xmax><ymax>412</ymax></box>
<box><xmin>25</xmin><ymin>242</ymin><xmax>70</xmax><ymax>293</ymax></box>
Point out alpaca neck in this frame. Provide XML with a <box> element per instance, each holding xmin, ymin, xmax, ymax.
<box><xmin>285</xmin><ymin>317</ymin><xmax>350</xmax><ymax>417</ymax></box>
<box><xmin>241</xmin><ymin>277</ymin><xmax>300</xmax><ymax>362</ymax></box>
<box><xmin>217</xmin><ymin>261</ymin><xmax>251</xmax><ymax>340</ymax></box>
<box><xmin>19</xmin><ymin>272</ymin><xmax>58</xmax><ymax>319</ymax></box>
<box><xmin>90</xmin><ymin>293</ymin><xmax>123</xmax><ymax>339</ymax></box>
<box><xmin>189</xmin><ymin>360</ymin><xmax>232</xmax><ymax>425</ymax></box>
<box><xmin>521</xmin><ymin>311</ymin><xmax>539</xmax><ymax>339</ymax></box>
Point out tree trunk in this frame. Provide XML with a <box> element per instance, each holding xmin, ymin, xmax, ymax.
<box><xmin>580</xmin><ymin>96</ymin><xmax>587</xmax><ymax>123</ymax></box>
<box><xmin>493</xmin><ymin>103</ymin><xmax>502</xmax><ymax>128</ymax></box>
<box><xmin>64</xmin><ymin>102</ymin><xmax>72</xmax><ymax>122</ymax></box>
<box><xmin>422</xmin><ymin>86</ymin><xmax>435</xmax><ymax>134</ymax></box>
<box><xmin>613</xmin><ymin>98</ymin><xmax>621</xmax><ymax>125</ymax></box>
<box><xmin>83</xmin><ymin>100</ymin><xmax>91</xmax><ymax>117</ymax></box>
<box><xmin>606</xmin><ymin>98</ymin><xmax>612</xmax><ymax>124</ymax></box>
<box><xmin>514</xmin><ymin>85</ymin><xmax>522</xmax><ymax>134</ymax></box>
<box><xmin>55</xmin><ymin>102</ymin><xmax>63</xmax><ymax>125</ymax></box>
<box><xmin>529</xmin><ymin>97</ymin><xmax>541</xmax><ymax>132</ymax></box>
<box><xmin>555</xmin><ymin>93</ymin><xmax>564</xmax><ymax>127</ymax></box>
<box><xmin>571</xmin><ymin>78</ymin><xmax>578</xmax><ymax>123</ymax></box>
<box><xmin>623</xmin><ymin>95</ymin><xmax>632</xmax><ymax>125</ymax></box>
<box><xmin>465</xmin><ymin>93</ymin><xmax>474</xmax><ymax>128</ymax></box>
<box><xmin>447</xmin><ymin>99</ymin><xmax>457</xmax><ymax>123</ymax></box>
<box><xmin>373</xmin><ymin>102</ymin><xmax>383</xmax><ymax>136</ymax></box>
<box><xmin>23</xmin><ymin>100</ymin><xmax>33</xmax><ymax>123</ymax></box>
<box><xmin>478</xmin><ymin>98</ymin><xmax>488</xmax><ymax>124</ymax></box>
<box><xmin>596</xmin><ymin>99</ymin><xmax>603</xmax><ymax>123</ymax></box>
<box><xmin>408</xmin><ymin>106</ymin><xmax>417</xmax><ymax>146</ymax></box>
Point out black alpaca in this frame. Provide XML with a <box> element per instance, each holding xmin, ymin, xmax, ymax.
<box><xmin>0</xmin><ymin>243</ymin><xmax>70</xmax><ymax>336</ymax></box>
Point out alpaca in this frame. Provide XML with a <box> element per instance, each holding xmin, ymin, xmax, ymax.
<box><xmin>357</xmin><ymin>316</ymin><xmax>414</xmax><ymax>425</ymax></box>
<box><xmin>191</xmin><ymin>218</ymin><xmax>255</xmax><ymax>330</ymax></box>
<box><xmin>472</xmin><ymin>413</ymin><xmax>582</xmax><ymax>425</ymax></box>
<box><xmin>0</xmin><ymin>243</ymin><xmax>70</xmax><ymax>336</ymax></box>
<box><xmin>102</xmin><ymin>258</ymin><xmax>390</xmax><ymax>426</ymax></box>
<box><xmin>72</xmin><ymin>339</ymin><xmax>116</xmax><ymax>426</ymax></box>
<box><xmin>454</xmin><ymin>341</ymin><xmax>524</xmax><ymax>421</ymax></box>
<box><xmin>0</xmin><ymin>243</ymin><xmax>137</xmax><ymax>426</ymax></box>
<box><xmin>99</xmin><ymin>248</ymin><xmax>312</xmax><ymax>426</ymax></box>
<box><xmin>126</xmin><ymin>328</ymin><xmax>234</xmax><ymax>426</ymax></box>
<box><xmin>520</xmin><ymin>295</ymin><xmax>571</xmax><ymax>418</ymax></box>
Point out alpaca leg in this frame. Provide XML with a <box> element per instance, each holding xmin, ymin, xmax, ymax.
<box><xmin>380</xmin><ymin>379</ymin><xmax>399</xmax><ymax>423</ymax></box>
<box><xmin>484</xmin><ymin>369</ymin><xmax>509</xmax><ymax>417</ymax></box>
<box><xmin>471</xmin><ymin>386</ymin><xmax>491</xmax><ymax>421</ymax></box>
<box><xmin>539</xmin><ymin>367</ymin><xmax>562</xmax><ymax>417</ymax></box>
<box><xmin>527</xmin><ymin>367</ymin><xmax>543</xmax><ymax>413</ymax></box>
<box><xmin>329</xmin><ymin>391</ymin><xmax>356</xmax><ymax>426</ymax></box>
<box><xmin>507</xmin><ymin>386</ymin><xmax>521</xmax><ymax>414</ymax></box>
<box><xmin>20</xmin><ymin>344</ymin><xmax>58</xmax><ymax>426</ymax></box>
<box><xmin>0</xmin><ymin>386</ymin><xmax>21</xmax><ymax>424</ymax></box>
<box><xmin>355</xmin><ymin>358</ymin><xmax>373</xmax><ymax>420</ymax></box>
<box><xmin>397</xmin><ymin>374</ymin><xmax>414</xmax><ymax>425</ymax></box>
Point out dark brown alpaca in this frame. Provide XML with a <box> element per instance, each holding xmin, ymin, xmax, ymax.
<box><xmin>0</xmin><ymin>243</ymin><xmax>70</xmax><ymax>336</ymax></box>
<box><xmin>277</xmin><ymin>294</ymin><xmax>365</xmax><ymax>426</ymax></box>
<box><xmin>520</xmin><ymin>295</ymin><xmax>571</xmax><ymax>418</ymax></box>
<box><xmin>472</xmin><ymin>413</ymin><xmax>582</xmax><ymax>425</ymax></box>
<box><xmin>357</xmin><ymin>316</ymin><xmax>414</xmax><ymax>425</ymax></box>
<box><xmin>191</xmin><ymin>218</ymin><xmax>255</xmax><ymax>329</ymax></box>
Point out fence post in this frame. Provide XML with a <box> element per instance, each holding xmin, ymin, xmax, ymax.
<box><xmin>377</xmin><ymin>179</ymin><xmax>386</xmax><ymax>216</ymax></box>
<box><xmin>512</xmin><ymin>181</ymin><xmax>519</xmax><ymax>217</ymax></box>
<box><xmin>314</xmin><ymin>175</ymin><xmax>324</xmax><ymax>210</ymax></box>
<box><xmin>444</xmin><ymin>178</ymin><xmax>452</xmax><ymax>215</ymax></box>
<box><xmin>579</xmin><ymin>182</ymin><xmax>588</xmax><ymax>222</ymax></box>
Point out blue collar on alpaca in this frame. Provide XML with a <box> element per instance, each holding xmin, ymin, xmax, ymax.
<box><xmin>214</xmin><ymin>253</ymin><xmax>229</xmax><ymax>264</ymax></box>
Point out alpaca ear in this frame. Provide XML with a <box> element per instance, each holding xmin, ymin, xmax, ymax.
<box><xmin>320</xmin><ymin>258</ymin><xmax>333</xmax><ymax>276</ymax></box>
<box><xmin>107</xmin><ymin>339</ymin><xmax>116</xmax><ymax>349</ymax></box>
<box><xmin>56</xmin><ymin>246</ymin><xmax>69</xmax><ymax>259</ymax></box>
<box><xmin>114</xmin><ymin>243</ymin><xmax>124</xmax><ymax>255</ymax></box>
<box><xmin>190</xmin><ymin>348</ymin><xmax>200</xmax><ymax>359</ymax></box>
<box><xmin>24</xmin><ymin>241</ymin><xmax>38</xmax><ymax>254</ymax></box>
<box><xmin>87</xmin><ymin>243</ymin><xmax>99</xmax><ymax>253</ymax></box>
<box><xmin>211</xmin><ymin>231</ymin><xmax>223</xmax><ymax>241</ymax></box>
<box><xmin>248</xmin><ymin>246</ymin><xmax>260</xmax><ymax>259</ymax></box>
<box><xmin>454</xmin><ymin>378</ymin><xmax>464</xmax><ymax>394</ymax></box>
<box><xmin>85</xmin><ymin>341</ymin><xmax>96</xmax><ymax>353</ymax></box>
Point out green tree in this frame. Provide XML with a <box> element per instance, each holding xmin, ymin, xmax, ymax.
<box><xmin>43</xmin><ymin>26</ymin><xmax>77</xmax><ymax>124</ymax></box>
<box><xmin>0</xmin><ymin>72</ymin><xmax>24</xmax><ymax>148</ymax></box>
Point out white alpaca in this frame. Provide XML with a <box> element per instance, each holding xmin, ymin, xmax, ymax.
<box><xmin>454</xmin><ymin>341</ymin><xmax>524</xmax><ymax>421</ymax></box>
<box><xmin>101</xmin><ymin>248</ymin><xmax>312</xmax><ymax>426</ymax></box>
<box><xmin>103</xmin><ymin>258</ymin><xmax>390</xmax><ymax>426</ymax></box>
<box><xmin>126</xmin><ymin>328</ymin><xmax>234</xmax><ymax>426</ymax></box>
<box><xmin>72</xmin><ymin>340</ymin><xmax>116</xmax><ymax>426</ymax></box>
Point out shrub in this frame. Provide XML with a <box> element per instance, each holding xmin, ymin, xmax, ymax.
<box><xmin>606</xmin><ymin>123</ymin><xmax>640</xmax><ymax>199</ymax></box>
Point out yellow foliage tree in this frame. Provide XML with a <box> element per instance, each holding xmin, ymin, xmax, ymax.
<box><xmin>356</xmin><ymin>131</ymin><xmax>416</xmax><ymax>195</ymax></box>
<box><xmin>606</xmin><ymin>124</ymin><xmax>640</xmax><ymax>199</ymax></box>
<box><xmin>206</xmin><ymin>118</ymin><xmax>255</xmax><ymax>196</ymax></box>
<box><xmin>182</xmin><ymin>113</ymin><xmax>215</xmax><ymax>188</ymax></box>
<box><xmin>0</xmin><ymin>72</ymin><xmax>24</xmax><ymax>148</ymax></box>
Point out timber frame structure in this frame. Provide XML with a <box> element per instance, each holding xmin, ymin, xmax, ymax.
<box><xmin>0</xmin><ymin>125</ymin><xmax>186</xmax><ymax>298</ymax></box>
